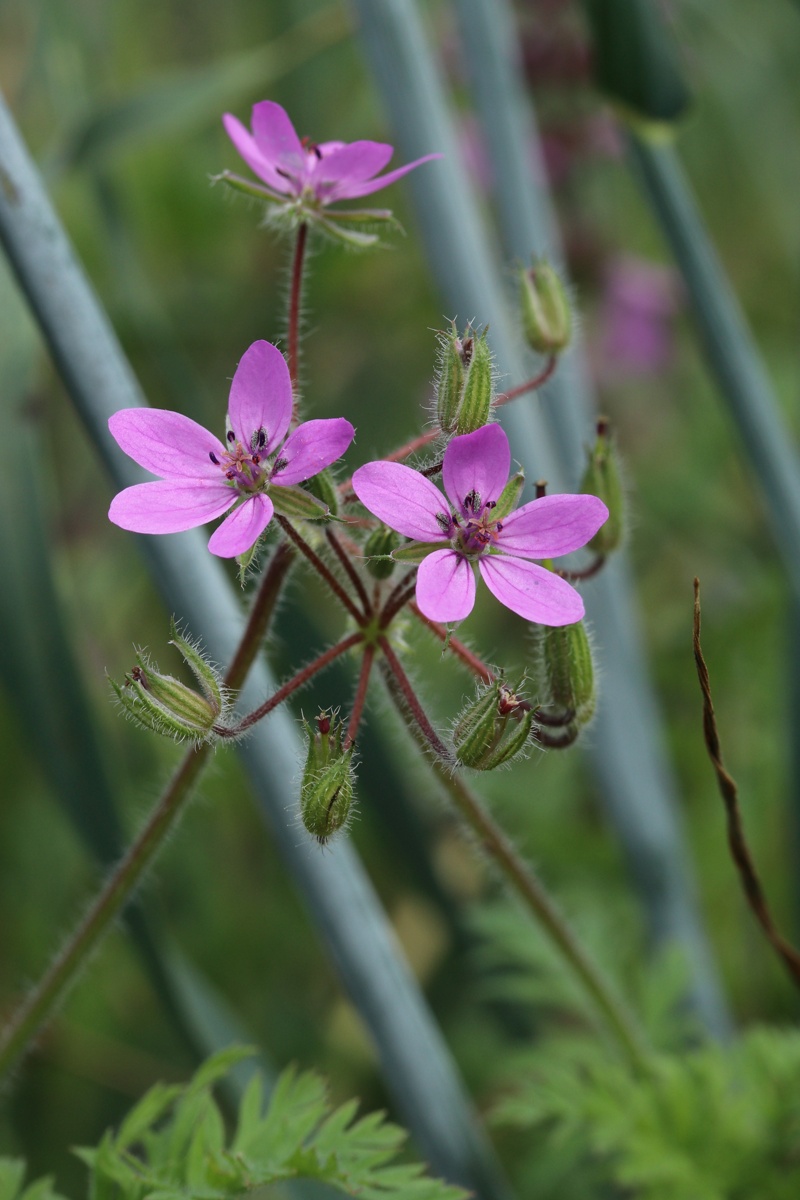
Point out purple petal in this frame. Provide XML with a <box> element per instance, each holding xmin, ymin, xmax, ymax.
<box><xmin>207</xmin><ymin>493</ymin><xmax>274</xmax><ymax>558</ymax></box>
<box><xmin>443</xmin><ymin>424</ymin><xmax>510</xmax><ymax>513</ymax></box>
<box><xmin>333</xmin><ymin>153</ymin><xmax>443</xmax><ymax>200</ymax></box>
<box><xmin>320</xmin><ymin>141</ymin><xmax>394</xmax><ymax>192</ymax></box>
<box><xmin>496</xmin><ymin>494</ymin><xmax>609</xmax><ymax>559</ymax></box>
<box><xmin>271</xmin><ymin>418</ymin><xmax>355</xmax><ymax>486</ymax></box>
<box><xmin>250</xmin><ymin>100</ymin><xmax>304</xmax><ymax>172</ymax></box>
<box><xmin>108</xmin><ymin>480</ymin><xmax>234</xmax><ymax>534</ymax></box>
<box><xmin>479</xmin><ymin>555</ymin><xmax>585</xmax><ymax>625</ymax></box>
<box><xmin>416</xmin><ymin>550</ymin><xmax>476</xmax><ymax>623</ymax></box>
<box><xmin>352</xmin><ymin>461</ymin><xmax>451</xmax><ymax>541</ymax></box>
<box><xmin>222</xmin><ymin>113</ymin><xmax>291</xmax><ymax>194</ymax></box>
<box><xmin>228</xmin><ymin>340</ymin><xmax>292</xmax><ymax>451</ymax></box>
<box><xmin>108</xmin><ymin>409</ymin><xmax>224</xmax><ymax>480</ymax></box>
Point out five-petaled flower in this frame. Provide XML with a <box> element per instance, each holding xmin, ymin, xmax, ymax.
<box><xmin>352</xmin><ymin>424</ymin><xmax>608</xmax><ymax>625</ymax></box>
<box><xmin>222</xmin><ymin>100</ymin><xmax>441</xmax><ymax>236</ymax></box>
<box><xmin>108</xmin><ymin>340</ymin><xmax>354</xmax><ymax>558</ymax></box>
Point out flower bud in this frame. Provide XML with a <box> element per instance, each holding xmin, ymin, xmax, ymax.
<box><xmin>580</xmin><ymin>418</ymin><xmax>624</xmax><ymax>555</ymax></box>
<box><xmin>435</xmin><ymin>323</ymin><xmax>495</xmax><ymax>435</ymax></box>
<box><xmin>453</xmin><ymin>678</ymin><xmax>535</xmax><ymax>770</ymax></box>
<box><xmin>364</xmin><ymin>525</ymin><xmax>401</xmax><ymax>580</ymax></box>
<box><xmin>306</xmin><ymin>467</ymin><xmax>340</xmax><ymax>517</ymax></box>
<box><xmin>109</xmin><ymin>624</ymin><xmax>226</xmax><ymax>742</ymax></box>
<box><xmin>520</xmin><ymin>261</ymin><xmax>572</xmax><ymax>355</ymax></box>
<box><xmin>530</xmin><ymin>619</ymin><xmax>596</xmax><ymax>730</ymax></box>
<box><xmin>300</xmin><ymin>711</ymin><xmax>355</xmax><ymax>844</ymax></box>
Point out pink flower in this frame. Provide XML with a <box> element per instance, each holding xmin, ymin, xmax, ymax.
<box><xmin>222</xmin><ymin>100</ymin><xmax>441</xmax><ymax>212</ymax></box>
<box><xmin>108</xmin><ymin>341</ymin><xmax>354</xmax><ymax>558</ymax></box>
<box><xmin>352</xmin><ymin>425</ymin><xmax>608</xmax><ymax>625</ymax></box>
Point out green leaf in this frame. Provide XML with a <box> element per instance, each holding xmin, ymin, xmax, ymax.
<box><xmin>115</xmin><ymin>1081</ymin><xmax>185</xmax><ymax>1152</ymax></box>
<box><xmin>0</xmin><ymin>1160</ymin><xmax>27</xmax><ymax>1200</ymax></box>
<box><xmin>580</xmin><ymin>0</ymin><xmax>692</xmax><ymax>124</ymax></box>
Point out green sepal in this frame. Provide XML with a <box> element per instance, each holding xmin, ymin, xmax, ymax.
<box><xmin>435</xmin><ymin>322</ymin><xmax>468</xmax><ymax>433</ymax></box>
<box><xmin>211</xmin><ymin>170</ymin><xmax>286</xmax><ymax>206</ymax></box>
<box><xmin>493</xmin><ymin>470</ymin><xmax>525</xmax><ymax>521</ymax></box>
<box><xmin>580</xmin><ymin>423</ymin><xmax>625</xmax><ymax>555</ymax></box>
<box><xmin>168</xmin><ymin>619</ymin><xmax>222</xmax><ymax>712</ymax></box>
<box><xmin>392</xmin><ymin>540</ymin><xmax>448</xmax><ymax>563</ymax></box>
<box><xmin>108</xmin><ymin>674</ymin><xmax>211</xmax><ymax>742</ymax></box>
<box><xmin>530</xmin><ymin>619</ymin><xmax>596</xmax><ymax>729</ymax></box>
<box><xmin>236</xmin><ymin>540</ymin><xmax>261</xmax><ymax>587</ymax></box>
<box><xmin>270</xmin><ymin>484</ymin><xmax>328</xmax><ymax>521</ymax></box>
<box><xmin>453</xmin><ymin>678</ymin><xmax>535</xmax><ymax>770</ymax></box>
<box><xmin>455</xmin><ymin>327</ymin><xmax>494</xmax><ymax>435</ymax></box>
<box><xmin>300</xmin><ymin>713</ymin><xmax>356</xmax><ymax>844</ymax></box>
<box><xmin>519</xmin><ymin>261</ymin><xmax>572</xmax><ymax>355</ymax></box>
<box><xmin>306</xmin><ymin>468</ymin><xmax>339</xmax><ymax>517</ymax></box>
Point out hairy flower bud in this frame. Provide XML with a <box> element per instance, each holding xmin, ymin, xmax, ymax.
<box><xmin>306</xmin><ymin>467</ymin><xmax>340</xmax><ymax>517</ymax></box>
<box><xmin>300</xmin><ymin>711</ymin><xmax>355</xmax><ymax>843</ymax></box>
<box><xmin>364</xmin><ymin>525</ymin><xmax>401</xmax><ymax>580</ymax></box>
<box><xmin>435</xmin><ymin>323</ymin><xmax>495</xmax><ymax>435</ymax></box>
<box><xmin>530</xmin><ymin>619</ymin><xmax>596</xmax><ymax>731</ymax></box>
<box><xmin>453</xmin><ymin>678</ymin><xmax>535</xmax><ymax>770</ymax></box>
<box><xmin>109</xmin><ymin>623</ymin><xmax>226</xmax><ymax>742</ymax></box>
<box><xmin>580</xmin><ymin>418</ymin><xmax>624</xmax><ymax>555</ymax></box>
<box><xmin>520</xmin><ymin>260</ymin><xmax>572</xmax><ymax>355</ymax></box>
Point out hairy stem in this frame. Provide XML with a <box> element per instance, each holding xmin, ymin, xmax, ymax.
<box><xmin>344</xmin><ymin>643</ymin><xmax>375</xmax><ymax>750</ymax></box>
<box><xmin>495</xmin><ymin>355</ymin><xmax>557</xmax><ymax>406</ymax></box>
<box><xmin>288</xmin><ymin>222</ymin><xmax>308</xmax><ymax>396</ymax></box>
<box><xmin>379</xmin><ymin>657</ymin><xmax>649</xmax><ymax>1072</ymax></box>
<box><xmin>410</xmin><ymin>604</ymin><xmax>494</xmax><ymax>684</ymax></box>
<box><xmin>0</xmin><ymin>540</ymin><xmax>294</xmax><ymax>1080</ymax></box>
<box><xmin>275</xmin><ymin>515</ymin><xmax>365</xmax><ymax>624</ymax></box>
<box><xmin>220</xmin><ymin>632</ymin><xmax>364</xmax><ymax>737</ymax></box>
<box><xmin>326</xmin><ymin>527</ymin><xmax>371</xmax><ymax>617</ymax></box>
<box><xmin>378</xmin><ymin>637</ymin><xmax>452</xmax><ymax>761</ymax></box>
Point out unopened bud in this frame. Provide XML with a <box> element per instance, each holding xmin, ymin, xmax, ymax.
<box><xmin>530</xmin><ymin>619</ymin><xmax>596</xmax><ymax>730</ymax></box>
<box><xmin>300</xmin><ymin>710</ymin><xmax>355</xmax><ymax>844</ymax></box>
<box><xmin>580</xmin><ymin>418</ymin><xmax>624</xmax><ymax>555</ymax></box>
<box><xmin>520</xmin><ymin>261</ymin><xmax>572</xmax><ymax>355</ymax></box>
<box><xmin>453</xmin><ymin>678</ymin><xmax>535</xmax><ymax>770</ymax></box>
<box><xmin>435</xmin><ymin>323</ymin><xmax>495</xmax><ymax>435</ymax></box>
<box><xmin>109</xmin><ymin>623</ymin><xmax>226</xmax><ymax>742</ymax></box>
<box><xmin>364</xmin><ymin>525</ymin><xmax>401</xmax><ymax>580</ymax></box>
<box><xmin>307</xmin><ymin>467</ymin><xmax>340</xmax><ymax>517</ymax></box>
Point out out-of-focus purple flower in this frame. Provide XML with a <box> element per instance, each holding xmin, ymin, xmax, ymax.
<box><xmin>108</xmin><ymin>341</ymin><xmax>354</xmax><ymax>558</ymax></box>
<box><xmin>353</xmin><ymin>425</ymin><xmax>607</xmax><ymax>625</ymax></box>
<box><xmin>220</xmin><ymin>101</ymin><xmax>440</xmax><ymax>243</ymax></box>
<box><xmin>598</xmin><ymin>255</ymin><xmax>681</xmax><ymax>378</ymax></box>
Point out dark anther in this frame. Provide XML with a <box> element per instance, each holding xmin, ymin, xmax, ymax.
<box><xmin>209</xmin><ymin>451</ymin><xmax>219</xmax><ymax>465</ymax></box>
<box><xmin>436</xmin><ymin>511</ymin><xmax>452</xmax><ymax>533</ymax></box>
<box><xmin>486</xmin><ymin>500</ymin><xmax>496</xmax><ymax>509</ymax></box>
<box><xmin>273</xmin><ymin>456</ymin><xmax>288</xmax><ymax>475</ymax></box>
<box><xmin>464</xmin><ymin>489</ymin><xmax>481</xmax><ymax>513</ymax></box>
<box><xmin>251</xmin><ymin>455</ymin><xmax>261</xmax><ymax>465</ymax></box>
<box><xmin>276</xmin><ymin>166</ymin><xmax>291</xmax><ymax>180</ymax></box>
<box><xmin>227</xmin><ymin>430</ymin><xmax>236</xmax><ymax>444</ymax></box>
<box><xmin>225</xmin><ymin>469</ymin><xmax>236</xmax><ymax>480</ymax></box>
<box><xmin>496</xmin><ymin>522</ymin><xmax>503</xmax><ymax>531</ymax></box>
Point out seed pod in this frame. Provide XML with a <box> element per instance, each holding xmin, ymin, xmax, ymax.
<box><xmin>300</xmin><ymin>711</ymin><xmax>356</xmax><ymax>844</ymax></box>
<box><xmin>520</xmin><ymin>260</ymin><xmax>572</xmax><ymax>355</ymax></box>
<box><xmin>580</xmin><ymin>418</ymin><xmax>625</xmax><ymax>555</ymax></box>
<box><xmin>455</xmin><ymin>327</ymin><xmax>494</xmax><ymax>435</ymax></box>
<box><xmin>435</xmin><ymin>323</ymin><xmax>495</xmax><ymax>435</ymax></box>
<box><xmin>530</xmin><ymin>619</ymin><xmax>596</xmax><ymax>730</ymax></box>
<box><xmin>453</xmin><ymin>678</ymin><xmax>535</xmax><ymax>770</ymax></box>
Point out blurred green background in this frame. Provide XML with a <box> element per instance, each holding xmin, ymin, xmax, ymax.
<box><xmin>1</xmin><ymin>0</ymin><xmax>799</xmax><ymax>1190</ymax></box>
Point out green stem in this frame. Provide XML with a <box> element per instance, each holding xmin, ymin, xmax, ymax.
<box><xmin>0</xmin><ymin>540</ymin><xmax>293</xmax><ymax>1080</ymax></box>
<box><xmin>379</xmin><ymin>659</ymin><xmax>650</xmax><ymax>1072</ymax></box>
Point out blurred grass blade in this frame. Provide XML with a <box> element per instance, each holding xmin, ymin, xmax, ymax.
<box><xmin>0</xmin><ymin>91</ymin><xmax>509</xmax><ymax>1200</ymax></box>
<box><xmin>628</xmin><ymin>133</ymin><xmax>800</xmax><ymax>602</ymax></box>
<box><xmin>580</xmin><ymin>0</ymin><xmax>692</xmax><ymax>123</ymax></box>
<box><xmin>51</xmin><ymin>5</ymin><xmax>348</xmax><ymax>171</ymax></box>
<box><xmin>352</xmin><ymin>0</ymin><xmax>731</xmax><ymax>1037</ymax></box>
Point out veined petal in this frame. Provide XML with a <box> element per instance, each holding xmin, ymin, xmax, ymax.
<box><xmin>228</xmin><ymin>340</ymin><xmax>292</xmax><ymax>452</ymax></box>
<box><xmin>320</xmin><ymin>141</ymin><xmax>394</xmax><ymax>192</ymax></box>
<box><xmin>108</xmin><ymin>480</ymin><xmax>233</xmax><ymax>534</ymax></box>
<box><xmin>250</xmin><ymin>100</ymin><xmax>304</xmax><ymax>172</ymax></box>
<box><xmin>479</xmin><ymin>556</ymin><xmax>585</xmax><ymax>625</ymax></box>
<box><xmin>108</xmin><ymin>408</ymin><xmax>224</xmax><ymax>479</ymax></box>
<box><xmin>352</xmin><ymin>461</ymin><xmax>450</xmax><ymax>541</ymax></box>
<box><xmin>496</xmin><ymin>494</ymin><xmax>609</xmax><ymax>559</ymax></box>
<box><xmin>207</xmin><ymin>493</ymin><xmax>274</xmax><ymax>558</ymax></box>
<box><xmin>272</xmin><ymin>418</ymin><xmax>354</xmax><ymax>486</ymax></box>
<box><xmin>222</xmin><ymin>113</ymin><xmax>292</xmax><ymax>195</ymax></box>
<box><xmin>443</xmin><ymin>424</ymin><xmax>510</xmax><ymax>514</ymax></box>
<box><xmin>334</xmin><ymin>153</ymin><xmax>443</xmax><ymax>200</ymax></box>
<box><xmin>416</xmin><ymin>550</ymin><xmax>476</xmax><ymax>623</ymax></box>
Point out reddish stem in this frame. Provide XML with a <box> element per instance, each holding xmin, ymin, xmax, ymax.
<box><xmin>410</xmin><ymin>604</ymin><xmax>494</xmax><ymax>684</ymax></box>
<box><xmin>288</xmin><ymin>222</ymin><xmax>308</xmax><ymax>399</ymax></box>
<box><xmin>379</xmin><ymin>636</ymin><xmax>452</xmax><ymax>761</ymax></box>
<box><xmin>344</xmin><ymin>643</ymin><xmax>375</xmax><ymax>750</ymax></box>
<box><xmin>219</xmin><ymin>632</ymin><xmax>364</xmax><ymax>736</ymax></box>
<box><xmin>555</xmin><ymin>555</ymin><xmax>606</xmax><ymax>582</ymax></box>
<box><xmin>276</xmin><ymin>515</ymin><xmax>365</xmax><ymax>625</ymax></box>
<box><xmin>326</xmin><ymin>527</ymin><xmax>371</xmax><ymax>618</ymax></box>
<box><xmin>380</xmin><ymin>577</ymin><xmax>417</xmax><ymax>627</ymax></box>
<box><xmin>495</xmin><ymin>355</ymin><xmax>557</xmax><ymax>407</ymax></box>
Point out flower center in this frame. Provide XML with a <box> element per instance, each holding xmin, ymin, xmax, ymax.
<box><xmin>447</xmin><ymin>491</ymin><xmax>503</xmax><ymax>559</ymax></box>
<box><xmin>210</xmin><ymin>427</ymin><xmax>274</xmax><ymax>495</ymax></box>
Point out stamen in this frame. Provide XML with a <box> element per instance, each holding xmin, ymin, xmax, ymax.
<box><xmin>209</xmin><ymin>451</ymin><xmax>219</xmax><ymax>465</ymax></box>
<box><xmin>436</xmin><ymin>511</ymin><xmax>452</xmax><ymax>533</ymax></box>
<box><xmin>272</xmin><ymin>456</ymin><xmax>289</xmax><ymax>475</ymax></box>
<box><xmin>227</xmin><ymin>430</ymin><xmax>236</xmax><ymax>444</ymax></box>
<box><xmin>464</xmin><ymin>489</ymin><xmax>481</xmax><ymax>513</ymax></box>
